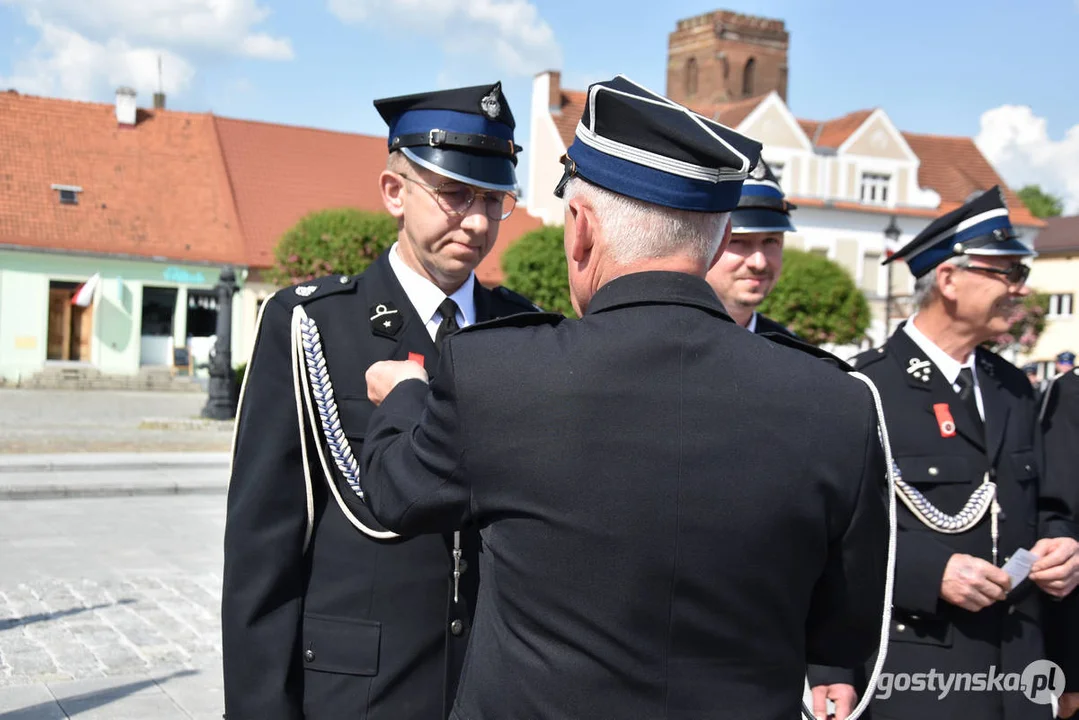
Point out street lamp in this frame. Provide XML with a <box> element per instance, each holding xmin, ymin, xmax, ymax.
<box><xmin>201</xmin><ymin>266</ymin><xmax>239</xmax><ymax>420</ymax></box>
<box><xmin>883</xmin><ymin>215</ymin><xmax>902</xmax><ymax>342</ymax></box>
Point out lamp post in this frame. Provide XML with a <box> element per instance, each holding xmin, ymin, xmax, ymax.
<box><xmin>201</xmin><ymin>266</ymin><xmax>239</xmax><ymax>420</ymax></box>
<box><xmin>883</xmin><ymin>215</ymin><xmax>902</xmax><ymax>342</ymax></box>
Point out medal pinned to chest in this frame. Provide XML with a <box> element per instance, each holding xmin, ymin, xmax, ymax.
<box><xmin>933</xmin><ymin>403</ymin><xmax>957</xmax><ymax>438</ymax></box>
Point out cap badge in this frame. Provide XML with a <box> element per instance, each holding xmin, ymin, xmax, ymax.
<box><xmin>480</xmin><ymin>87</ymin><xmax>501</xmax><ymax>120</ymax></box>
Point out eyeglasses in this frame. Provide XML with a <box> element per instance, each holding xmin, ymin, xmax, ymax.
<box><xmin>399</xmin><ymin>174</ymin><xmax>516</xmax><ymax>221</ymax></box>
<box><xmin>962</xmin><ymin>262</ymin><xmax>1031</xmax><ymax>287</ymax></box>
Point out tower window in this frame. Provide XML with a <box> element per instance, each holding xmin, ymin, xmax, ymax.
<box><xmin>743</xmin><ymin>57</ymin><xmax>756</xmax><ymax>97</ymax></box>
<box><xmin>685</xmin><ymin>57</ymin><xmax>698</xmax><ymax>96</ymax></box>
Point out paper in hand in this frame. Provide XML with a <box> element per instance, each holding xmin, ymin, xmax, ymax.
<box><xmin>1002</xmin><ymin>548</ymin><xmax>1037</xmax><ymax>589</ymax></box>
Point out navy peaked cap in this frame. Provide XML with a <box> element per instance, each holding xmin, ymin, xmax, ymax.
<box><xmin>732</xmin><ymin>158</ymin><xmax>796</xmax><ymax>233</ymax></box>
<box><xmin>884</xmin><ymin>185</ymin><xmax>1035</xmax><ymax>278</ymax></box>
<box><xmin>374</xmin><ymin>82</ymin><xmax>520</xmax><ymax>192</ymax></box>
<box><xmin>553</xmin><ymin>75</ymin><xmax>763</xmax><ymax>213</ymax></box>
<box><xmin>1058</xmin><ymin>351</ymin><xmax>1076</xmax><ymax>364</ymax></box>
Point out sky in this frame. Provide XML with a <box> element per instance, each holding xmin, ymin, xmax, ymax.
<box><xmin>2</xmin><ymin>0</ymin><xmax>1078</xmax><ymax>211</ymax></box>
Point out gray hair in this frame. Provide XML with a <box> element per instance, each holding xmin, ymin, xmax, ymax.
<box><xmin>561</xmin><ymin>178</ymin><xmax>730</xmax><ymax>265</ymax></box>
<box><xmin>912</xmin><ymin>255</ymin><xmax>972</xmax><ymax>309</ymax></box>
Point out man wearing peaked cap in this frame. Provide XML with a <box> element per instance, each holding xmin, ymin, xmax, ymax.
<box><xmin>851</xmin><ymin>186</ymin><xmax>1079</xmax><ymax>720</ymax></box>
<box><xmin>705</xmin><ymin>158</ymin><xmax>801</xmax><ymax>337</ymax></box>
<box><xmin>221</xmin><ymin>81</ymin><xmax>539</xmax><ymax>720</ymax></box>
<box><xmin>357</xmin><ymin>75</ymin><xmax>888</xmax><ymax>720</ymax></box>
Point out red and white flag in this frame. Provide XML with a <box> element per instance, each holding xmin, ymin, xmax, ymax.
<box><xmin>71</xmin><ymin>273</ymin><xmax>101</xmax><ymax>307</ymax></box>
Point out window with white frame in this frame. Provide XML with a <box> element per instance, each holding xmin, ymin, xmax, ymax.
<box><xmin>1049</xmin><ymin>293</ymin><xmax>1074</xmax><ymax>318</ymax></box>
<box><xmin>859</xmin><ymin>173</ymin><xmax>891</xmax><ymax>205</ymax></box>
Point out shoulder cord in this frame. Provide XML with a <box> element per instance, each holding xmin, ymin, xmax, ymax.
<box><xmin>291</xmin><ymin>307</ymin><xmax>463</xmax><ymax>598</ymax></box>
<box><xmin>801</xmin><ymin>372</ymin><xmax>898</xmax><ymax>720</ymax></box>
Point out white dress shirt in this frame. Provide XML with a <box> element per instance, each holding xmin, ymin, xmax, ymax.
<box><xmin>903</xmin><ymin>316</ymin><xmax>985</xmax><ymax>420</ymax></box>
<box><xmin>387</xmin><ymin>242</ymin><xmax>477</xmax><ymax>342</ymax></box>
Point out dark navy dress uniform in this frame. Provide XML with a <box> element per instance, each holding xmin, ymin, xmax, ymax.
<box><xmin>849</xmin><ymin>188</ymin><xmax>1077</xmax><ymax>720</ymax></box>
<box><xmin>221</xmin><ymin>82</ymin><xmax>538</xmax><ymax>720</ymax></box>
<box><xmin>359</xmin><ymin>75</ymin><xmax>890</xmax><ymax>720</ymax></box>
<box><xmin>1041</xmin><ymin>362</ymin><xmax>1079</xmax><ymax>691</ymax></box>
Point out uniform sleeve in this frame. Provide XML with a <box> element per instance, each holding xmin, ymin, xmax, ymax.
<box><xmin>221</xmin><ymin>297</ymin><xmax>307</xmax><ymax>720</ymax></box>
<box><xmin>805</xmin><ymin>398</ymin><xmax>889</xmax><ymax>668</ymax></box>
<box><xmin>1040</xmin><ymin>378</ymin><xmax>1079</xmax><ymax>541</ymax></box>
<box><xmin>361</xmin><ymin>340</ymin><xmax>473</xmax><ymax>535</ymax></box>
<box><xmin>892</xmin><ymin>529</ymin><xmax>953</xmax><ymax>615</ymax></box>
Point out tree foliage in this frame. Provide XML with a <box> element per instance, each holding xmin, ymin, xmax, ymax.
<box><xmin>500</xmin><ymin>225</ymin><xmax>576</xmax><ymax>316</ymax></box>
<box><xmin>758</xmin><ymin>249</ymin><xmax>871</xmax><ymax>345</ymax></box>
<box><xmin>1017</xmin><ymin>185</ymin><xmax>1064</xmax><ymax>219</ymax></box>
<box><xmin>267</xmin><ymin>208</ymin><xmax>398</xmax><ymax>287</ymax></box>
<box><xmin>984</xmin><ymin>291</ymin><xmax>1050</xmax><ymax>355</ymax></box>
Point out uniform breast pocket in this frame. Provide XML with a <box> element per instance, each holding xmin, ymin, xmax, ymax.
<box><xmin>890</xmin><ymin>611</ymin><xmax>953</xmax><ymax>647</ymax></box>
<box><xmin>337</xmin><ymin>397</ymin><xmax>375</xmax><ymax>443</ymax></box>
<box><xmin>896</xmin><ymin>455</ymin><xmax>970</xmax><ymax>485</ymax></box>
<box><xmin>1009</xmin><ymin>449</ymin><xmax>1039</xmax><ymax>484</ymax></box>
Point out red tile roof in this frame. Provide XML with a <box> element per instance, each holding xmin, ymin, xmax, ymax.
<box><xmin>803</xmin><ymin>109</ymin><xmax>875</xmax><ymax>149</ymax></box>
<box><xmin>690</xmin><ymin>94</ymin><xmax>768</xmax><ymax>129</ymax></box>
<box><xmin>1033</xmin><ymin>215</ymin><xmax>1079</xmax><ymax>254</ymax></box>
<box><xmin>0</xmin><ymin>90</ymin><xmax>246</xmax><ymax>265</ymax></box>
<box><xmin>902</xmin><ymin>132</ymin><xmax>1043</xmax><ymax>227</ymax></box>
<box><xmin>213</xmin><ymin>116</ymin><xmax>389</xmax><ymax>269</ymax></box>
<box><xmin>551</xmin><ymin>90</ymin><xmax>587</xmax><ymax>152</ymax></box>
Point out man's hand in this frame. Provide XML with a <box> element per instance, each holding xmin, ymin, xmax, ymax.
<box><xmin>366</xmin><ymin>359</ymin><xmax>428</xmax><ymax>406</ymax></box>
<box><xmin>1030</xmin><ymin>537</ymin><xmax>1079</xmax><ymax>598</ymax></box>
<box><xmin>940</xmin><ymin>553</ymin><xmax>1011</xmax><ymax>611</ymax></box>
<box><xmin>811</xmin><ymin>683</ymin><xmax>857</xmax><ymax>720</ymax></box>
<box><xmin>1059</xmin><ymin>691</ymin><xmax>1079</xmax><ymax>719</ymax></box>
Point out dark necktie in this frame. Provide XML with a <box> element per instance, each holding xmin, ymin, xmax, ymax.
<box><xmin>435</xmin><ymin>298</ymin><xmax>460</xmax><ymax>351</ymax></box>
<box><xmin>955</xmin><ymin>367</ymin><xmax>984</xmax><ymax>439</ymax></box>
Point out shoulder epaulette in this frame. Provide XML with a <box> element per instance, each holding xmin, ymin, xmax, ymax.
<box><xmin>493</xmin><ymin>285</ymin><xmax>543</xmax><ymax>312</ymax></box>
<box><xmin>456</xmin><ymin>311</ymin><xmax>565</xmax><ymax>336</ymax></box>
<box><xmin>273</xmin><ymin>274</ymin><xmax>359</xmax><ymax>309</ymax></box>
<box><xmin>851</xmin><ymin>345</ymin><xmax>889</xmax><ymax>371</ymax></box>
<box><xmin>759</xmin><ymin>331</ymin><xmax>853</xmax><ymax>372</ymax></box>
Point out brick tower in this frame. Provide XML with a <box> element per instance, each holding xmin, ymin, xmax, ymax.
<box><xmin>666</xmin><ymin>9</ymin><xmax>790</xmax><ymax>109</ymax></box>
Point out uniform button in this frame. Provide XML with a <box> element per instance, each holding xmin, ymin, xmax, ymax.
<box><xmin>928</xmin><ymin>467</ymin><xmax>939</xmax><ymax>477</ymax></box>
<box><xmin>909</xmin><ymin>614</ymin><xmax>920</xmax><ymax>621</ymax></box>
<box><xmin>1024</xmin><ymin>464</ymin><xmax>1032</xmax><ymax>472</ymax></box>
<box><xmin>1008</xmin><ymin>605</ymin><xmax>1017</xmax><ymax>615</ymax></box>
<box><xmin>304</xmin><ymin>649</ymin><xmax>316</xmax><ymax>662</ymax></box>
<box><xmin>895</xmin><ymin>623</ymin><xmax>906</xmax><ymax>633</ymax></box>
<box><xmin>450</xmin><ymin>619</ymin><xmax>464</xmax><ymax>636</ymax></box>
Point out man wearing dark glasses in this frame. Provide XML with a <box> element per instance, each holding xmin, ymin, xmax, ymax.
<box><xmin>850</xmin><ymin>186</ymin><xmax>1079</xmax><ymax>720</ymax></box>
<box><xmin>222</xmin><ymin>82</ymin><xmax>538</xmax><ymax>720</ymax></box>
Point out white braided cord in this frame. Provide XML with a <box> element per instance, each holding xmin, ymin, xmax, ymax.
<box><xmin>299</xmin><ymin>314</ymin><xmax>364</xmax><ymax>497</ymax></box>
<box><xmin>893</xmin><ymin>471</ymin><xmax>996</xmax><ymax>534</ymax></box>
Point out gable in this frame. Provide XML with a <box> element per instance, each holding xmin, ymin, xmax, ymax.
<box><xmin>843</xmin><ymin>114</ymin><xmax>912</xmax><ymax>160</ymax></box>
<box><xmin>739</xmin><ymin>102</ymin><xmax>807</xmax><ymax>149</ymax></box>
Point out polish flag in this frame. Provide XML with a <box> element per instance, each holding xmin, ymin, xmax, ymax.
<box><xmin>71</xmin><ymin>273</ymin><xmax>100</xmax><ymax>307</ymax></box>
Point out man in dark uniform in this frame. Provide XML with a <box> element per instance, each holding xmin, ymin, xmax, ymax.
<box><xmin>221</xmin><ymin>82</ymin><xmax>538</xmax><ymax>720</ymax></box>
<box><xmin>851</xmin><ymin>186</ymin><xmax>1079</xmax><ymax>720</ymax></box>
<box><xmin>358</xmin><ymin>75</ymin><xmax>889</xmax><ymax>720</ymax></box>
<box><xmin>1024</xmin><ymin>363</ymin><xmax>1047</xmax><ymax>404</ymax></box>
<box><xmin>1041</xmin><ymin>351</ymin><xmax>1079</xmax><ymax>719</ymax></box>
<box><xmin>705</xmin><ymin>158</ymin><xmax>799</xmax><ymax>339</ymax></box>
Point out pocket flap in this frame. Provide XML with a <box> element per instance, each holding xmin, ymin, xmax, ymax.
<box><xmin>896</xmin><ymin>455</ymin><xmax>970</xmax><ymax>484</ymax></box>
<box><xmin>1009</xmin><ymin>450</ymin><xmax>1038</xmax><ymax>483</ymax></box>
<box><xmin>302</xmin><ymin>613</ymin><xmax>380</xmax><ymax>676</ymax></box>
<box><xmin>890</xmin><ymin>612</ymin><xmax>953</xmax><ymax>647</ymax></box>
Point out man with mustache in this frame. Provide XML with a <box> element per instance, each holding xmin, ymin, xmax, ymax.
<box><xmin>705</xmin><ymin>158</ymin><xmax>796</xmax><ymax>338</ymax></box>
<box><xmin>850</xmin><ymin>186</ymin><xmax>1079</xmax><ymax>720</ymax></box>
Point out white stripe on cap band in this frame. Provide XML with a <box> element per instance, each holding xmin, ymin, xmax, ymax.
<box><xmin>919</xmin><ymin>207</ymin><xmax>1010</xmax><ymax>249</ymax></box>
<box><xmin>574</xmin><ymin>122</ymin><xmax>747</xmax><ymax>183</ymax></box>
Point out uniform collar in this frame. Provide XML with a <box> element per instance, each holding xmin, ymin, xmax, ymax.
<box><xmin>585</xmin><ymin>271</ymin><xmax>734</xmax><ymax>322</ymax></box>
<box><xmin>901</xmin><ymin>314</ymin><xmax>975</xmax><ymax>386</ymax></box>
<box><xmin>388</xmin><ymin>242</ymin><xmax>477</xmax><ymax>327</ymax></box>
<box><xmin>745</xmin><ymin>311</ymin><xmax>758</xmax><ymax>333</ymax></box>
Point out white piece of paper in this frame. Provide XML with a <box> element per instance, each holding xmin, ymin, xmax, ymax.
<box><xmin>1003</xmin><ymin>548</ymin><xmax>1038</xmax><ymax>589</ymax></box>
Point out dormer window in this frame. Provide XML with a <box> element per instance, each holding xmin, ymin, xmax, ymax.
<box><xmin>51</xmin><ymin>184</ymin><xmax>82</xmax><ymax>205</ymax></box>
<box><xmin>859</xmin><ymin>173</ymin><xmax>890</xmax><ymax>205</ymax></box>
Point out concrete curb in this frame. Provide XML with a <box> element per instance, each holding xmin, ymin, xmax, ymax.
<box><xmin>0</xmin><ymin>452</ymin><xmax>230</xmax><ymax>474</ymax></box>
<box><xmin>0</xmin><ymin>483</ymin><xmax>227</xmax><ymax>500</ymax></box>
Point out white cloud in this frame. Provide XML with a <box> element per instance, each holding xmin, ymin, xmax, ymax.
<box><xmin>975</xmin><ymin>105</ymin><xmax>1079</xmax><ymax>214</ymax></box>
<box><xmin>0</xmin><ymin>0</ymin><xmax>291</xmax><ymax>101</ymax></box>
<box><xmin>1</xmin><ymin>21</ymin><xmax>196</xmax><ymax>99</ymax></box>
<box><xmin>327</xmin><ymin>0</ymin><xmax>561</xmax><ymax>77</ymax></box>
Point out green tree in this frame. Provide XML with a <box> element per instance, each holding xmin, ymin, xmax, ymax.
<box><xmin>1017</xmin><ymin>185</ymin><xmax>1064</xmax><ymax>219</ymax></box>
<box><xmin>267</xmin><ymin>208</ymin><xmax>398</xmax><ymax>287</ymax></box>
<box><xmin>758</xmin><ymin>249</ymin><xmax>871</xmax><ymax>345</ymax></box>
<box><xmin>500</xmin><ymin>225</ymin><xmax>576</xmax><ymax>316</ymax></box>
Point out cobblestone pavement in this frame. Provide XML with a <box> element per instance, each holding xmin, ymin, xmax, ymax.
<box><xmin>0</xmin><ymin>494</ymin><xmax>226</xmax><ymax>718</ymax></box>
<box><xmin>0</xmin><ymin>389</ymin><xmax>233</xmax><ymax>454</ymax></box>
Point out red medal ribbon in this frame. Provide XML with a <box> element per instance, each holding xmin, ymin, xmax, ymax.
<box><xmin>407</xmin><ymin>352</ymin><xmax>425</xmax><ymax>369</ymax></box>
<box><xmin>933</xmin><ymin>403</ymin><xmax>956</xmax><ymax>438</ymax></box>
